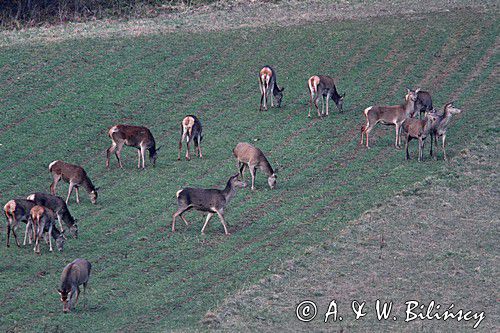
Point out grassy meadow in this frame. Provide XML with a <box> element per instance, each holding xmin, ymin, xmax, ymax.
<box><xmin>0</xmin><ymin>5</ymin><xmax>498</xmax><ymax>332</ymax></box>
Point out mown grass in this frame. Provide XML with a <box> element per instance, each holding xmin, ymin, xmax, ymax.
<box><xmin>0</xmin><ymin>8</ymin><xmax>498</xmax><ymax>331</ymax></box>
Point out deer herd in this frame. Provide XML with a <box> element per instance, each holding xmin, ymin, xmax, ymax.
<box><xmin>3</xmin><ymin>65</ymin><xmax>462</xmax><ymax>313</ymax></box>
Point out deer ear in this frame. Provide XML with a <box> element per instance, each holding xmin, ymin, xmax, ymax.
<box><xmin>57</xmin><ymin>289</ymin><xmax>62</xmax><ymax>294</ymax></box>
<box><xmin>280</xmin><ymin>87</ymin><xmax>284</xmax><ymax>92</ymax></box>
<box><xmin>94</xmin><ymin>187</ymin><xmax>100</xmax><ymax>191</ymax></box>
<box><xmin>156</xmin><ymin>146</ymin><xmax>162</xmax><ymax>152</ymax></box>
<box><xmin>342</xmin><ymin>92</ymin><xmax>346</xmax><ymax>98</ymax></box>
<box><xmin>415</xmin><ymin>88</ymin><xmax>421</xmax><ymax>94</ymax></box>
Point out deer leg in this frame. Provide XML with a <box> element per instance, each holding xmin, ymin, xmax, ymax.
<box><xmin>115</xmin><ymin>142</ymin><xmax>124</xmax><ymax>168</ymax></box>
<box><xmin>201</xmin><ymin>213</ymin><xmax>214</xmax><ymax>235</ymax></box>
<box><xmin>56</xmin><ymin>213</ymin><xmax>64</xmax><ymax>234</ymax></box>
<box><xmin>395</xmin><ymin>124</ymin><xmax>401</xmax><ymax>148</ymax></box>
<box><xmin>308</xmin><ymin>92</ymin><xmax>314</xmax><ymax>118</ymax></box>
<box><xmin>66</xmin><ymin>183</ymin><xmax>75</xmax><ymax>204</ymax></box>
<box><xmin>270</xmin><ymin>85</ymin><xmax>275</xmax><ymax>107</ymax></box>
<box><xmin>180</xmin><ymin>214</ymin><xmax>190</xmax><ymax>226</ymax></box>
<box><xmin>433</xmin><ymin>134</ymin><xmax>439</xmax><ymax>160</ymax></box>
<box><xmin>11</xmin><ymin>224</ymin><xmax>20</xmax><ymax>247</ymax></box>
<box><xmin>6</xmin><ymin>222</ymin><xmax>11</xmax><ymax>247</ymax></box>
<box><xmin>197</xmin><ymin>136</ymin><xmax>203</xmax><ymax>158</ymax></box>
<box><xmin>172</xmin><ymin>206</ymin><xmax>189</xmax><ymax>232</ymax></box>
<box><xmin>249</xmin><ymin>166</ymin><xmax>257</xmax><ymax>190</ymax></box>
<box><xmin>106</xmin><ymin>142</ymin><xmax>117</xmax><ymax>168</ymax></box>
<box><xmin>214</xmin><ymin>209</ymin><xmax>230</xmax><ymax>235</ymax></box>
<box><xmin>137</xmin><ymin>149</ymin><xmax>141</xmax><ymax>168</ymax></box>
<box><xmin>405</xmin><ymin>135</ymin><xmax>411</xmax><ymax>160</ymax></box>
<box><xmin>239</xmin><ymin>163</ymin><xmax>246</xmax><ymax>179</ymax></box>
<box><xmin>48</xmin><ymin>223</ymin><xmax>53</xmax><ymax>252</ymax></box>
<box><xmin>364</xmin><ymin>125</ymin><xmax>373</xmax><ymax>149</ymax></box>
<box><xmin>139</xmin><ymin>146</ymin><xmax>146</xmax><ymax>169</ymax></box>
<box><xmin>73</xmin><ymin>287</ymin><xmax>80</xmax><ymax>309</ymax></box>
<box><xmin>23</xmin><ymin>219</ymin><xmax>30</xmax><ymax>246</ymax></box>
<box><xmin>75</xmin><ymin>187</ymin><xmax>80</xmax><ymax>204</ymax></box>
<box><xmin>418</xmin><ymin>138</ymin><xmax>423</xmax><ymax>162</ymax></box>
<box><xmin>325</xmin><ymin>93</ymin><xmax>331</xmax><ymax>116</ymax></box>
<box><xmin>50</xmin><ymin>174</ymin><xmax>61</xmax><ymax>195</ymax></box>
<box><xmin>442</xmin><ymin>134</ymin><xmax>447</xmax><ymax>161</ymax></box>
<box><xmin>313</xmin><ymin>94</ymin><xmax>321</xmax><ymax>117</ymax></box>
<box><xmin>185</xmin><ymin>141</ymin><xmax>191</xmax><ymax>161</ymax></box>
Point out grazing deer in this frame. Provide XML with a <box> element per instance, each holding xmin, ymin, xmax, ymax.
<box><xmin>402</xmin><ymin>114</ymin><xmax>433</xmax><ymax>161</ymax></box>
<box><xmin>106</xmin><ymin>124</ymin><xmax>160</xmax><ymax>169</ymax></box>
<box><xmin>428</xmin><ymin>102</ymin><xmax>462</xmax><ymax>161</ymax></box>
<box><xmin>57</xmin><ymin>258</ymin><xmax>92</xmax><ymax>313</ymax></box>
<box><xmin>172</xmin><ymin>174</ymin><xmax>247</xmax><ymax>235</ymax></box>
<box><xmin>3</xmin><ymin>199</ymin><xmax>36</xmax><ymax>247</ymax></box>
<box><xmin>360</xmin><ymin>88</ymin><xmax>418</xmax><ymax>149</ymax></box>
<box><xmin>233</xmin><ymin>142</ymin><xmax>277</xmax><ymax>190</ymax></box>
<box><xmin>27</xmin><ymin>192</ymin><xmax>78</xmax><ymax>238</ymax></box>
<box><xmin>49</xmin><ymin>160</ymin><xmax>98</xmax><ymax>205</ymax></box>
<box><xmin>178</xmin><ymin>115</ymin><xmax>203</xmax><ymax>161</ymax></box>
<box><xmin>307</xmin><ymin>75</ymin><xmax>345</xmax><ymax>117</ymax></box>
<box><xmin>414</xmin><ymin>89</ymin><xmax>433</xmax><ymax>119</ymax></box>
<box><xmin>259</xmin><ymin>66</ymin><xmax>284</xmax><ymax>111</ymax></box>
<box><xmin>30</xmin><ymin>205</ymin><xmax>58</xmax><ymax>253</ymax></box>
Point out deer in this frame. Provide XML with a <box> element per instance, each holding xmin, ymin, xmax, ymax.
<box><xmin>233</xmin><ymin>142</ymin><xmax>277</xmax><ymax>190</ymax></box>
<box><xmin>57</xmin><ymin>258</ymin><xmax>92</xmax><ymax>313</ymax></box>
<box><xmin>428</xmin><ymin>102</ymin><xmax>462</xmax><ymax>161</ymax></box>
<box><xmin>3</xmin><ymin>199</ymin><xmax>36</xmax><ymax>247</ymax></box>
<box><xmin>106</xmin><ymin>124</ymin><xmax>160</xmax><ymax>169</ymax></box>
<box><xmin>360</xmin><ymin>88</ymin><xmax>418</xmax><ymax>149</ymax></box>
<box><xmin>178</xmin><ymin>115</ymin><xmax>203</xmax><ymax>161</ymax></box>
<box><xmin>402</xmin><ymin>113</ymin><xmax>434</xmax><ymax>161</ymax></box>
<box><xmin>259</xmin><ymin>66</ymin><xmax>284</xmax><ymax>111</ymax></box>
<box><xmin>30</xmin><ymin>205</ymin><xmax>58</xmax><ymax>254</ymax></box>
<box><xmin>27</xmin><ymin>192</ymin><xmax>78</xmax><ymax>238</ymax></box>
<box><xmin>307</xmin><ymin>75</ymin><xmax>345</xmax><ymax>117</ymax></box>
<box><xmin>172</xmin><ymin>174</ymin><xmax>247</xmax><ymax>235</ymax></box>
<box><xmin>49</xmin><ymin>160</ymin><xmax>98</xmax><ymax>205</ymax></box>
<box><xmin>413</xmin><ymin>89</ymin><xmax>433</xmax><ymax>119</ymax></box>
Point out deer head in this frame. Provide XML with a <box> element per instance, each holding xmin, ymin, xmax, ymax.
<box><xmin>57</xmin><ymin>288</ymin><xmax>71</xmax><ymax>312</ymax></box>
<box><xmin>274</xmin><ymin>86</ymin><xmax>284</xmax><ymax>107</ymax></box>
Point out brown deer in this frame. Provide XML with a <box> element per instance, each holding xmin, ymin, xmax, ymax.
<box><xmin>172</xmin><ymin>174</ymin><xmax>247</xmax><ymax>235</ymax></box>
<box><xmin>428</xmin><ymin>102</ymin><xmax>462</xmax><ymax>161</ymax></box>
<box><xmin>259</xmin><ymin>66</ymin><xmax>284</xmax><ymax>111</ymax></box>
<box><xmin>307</xmin><ymin>75</ymin><xmax>345</xmax><ymax>117</ymax></box>
<box><xmin>3</xmin><ymin>199</ymin><xmax>36</xmax><ymax>247</ymax></box>
<box><xmin>360</xmin><ymin>88</ymin><xmax>418</xmax><ymax>149</ymax></box>
<box><xmin>49</xmin><ymin>160</ymin><xmax>98</xmax><ymax>205</ymax></box>
<box><xmin>178</xmin><ymin>115</ymin><xmax>203</xmax><ymax>161</ymax></box>
<box><xmin>30</xmin><ymin>205</ymin><xmax>57</xmax><ymax>253</ymax></box>
<box><xmin>413</xmin><ymin>89</ymin><xmax>433</xmax><ymax>119</ymax></box>
<box><xmin>27</xmin><ymin>192</ymin><xmax>78</xmax><ymax>238</ymax></box>
<box><xmin>106</xmin><ymin>124</ymin><xmax>160</xmax><ymax>169</ymax></box>
<box><xmin>402</xmin><ymin>113</ymin><xmax>434</xmax><ymax>161</ymax></box>
<box><xmin>57</xmin><ymin>258</ymin><xmax>92</xmax><ymax>313</ymax></box>
<box><xmin>233</xmin><ymin>142</ymin><xmax>277</xmax><ymax>190</ymax></box>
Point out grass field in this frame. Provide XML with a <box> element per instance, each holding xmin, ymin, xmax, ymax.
<box><xmin>0</xmin><ymin>2</ymin><xmax>498</xmax><ymax>331</ymax></box>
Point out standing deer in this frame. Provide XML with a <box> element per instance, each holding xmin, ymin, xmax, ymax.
<box><xmin>3</xmin><ymin>199</ymin><xmax>36</xmax><ymax>247</ymax></box>
<box><xmin>27</xmin><ymin>192</ymin><xmax>78</xmax><ymax>238</ymax></box>
<box><xmin>360</xmin><ymin>89</ymin><xmax>418</xmax><ymax>149</ymax></box>
<box><xmin>57</xmin><ymin>258</ymin><xmax>92</xmax><ymax>313</ymax></box>
<box><xmin>307</xmin><ymin>75</ymin><xmax>345</xmax><ymax>117</ymax></box>
<box><xmin>30</xmin><ymin>205</ymin><xmax>57</xmax><ymax>253</ymax></box>
<box><xmin>414</xmin><ymin>89</ymin><xmax>433</xmax><ymax>119</ymax></box>
<box><xmin>172</xmin><ymin>174</ymin><xmax>247</xmax><ymax>235</ymax></box>
<box><xmin>259</xmin><ymin>66</ymin><xmax>284</xmax><ymax>111</ymax></box>
<box><xmin>402</xmin><ymin>113</ymin><xmax>433</xmax><ymax>161</ymax></box>
<box><xmin>178</xmin><ymin>115</ymin><xmax>203</xmax><ymax>161</ymax></box>
<box><xmin>233</xmin><ymin>142</ymin><xmax>277</xmax><ymax>190</ymax></box>
<box><xmin>49</xmin><ymin>160</ymin><xmax>98</xmax><ymax>205</ymax></box>
<box><xmin>106</xmin><ymin>124</ymin><xmax>160</xmax><ymax>169</ymax></box>
<box><xmin>428</xmin><ymin>102</ymin><xmax>462</xmax><ymax>161</ymax></box>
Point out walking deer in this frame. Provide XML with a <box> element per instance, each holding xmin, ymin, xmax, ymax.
<box><xmin>49</xmin><ymin>160</ymin><xmax>98</xmax><ymax>205</ymax></box>
<box><xmin>178</xmin><ymin>115</ymin><xmax>203</xmax><ymax>161</ymax></box>
<box><xmin>30</xmin><ymin>205</ymin><xmax>58</xmax><ymax>253</ymax></box>
<box><xmin>360</xmin><ymin>88</ymin><xmax>418</xmax><ymax>148</ymax></box>
<box><xmin>27</xmin><ymin>192</ymin><xmax>78</xmax><ymax>238</ymax></box>
<box><xmin>57</xmin><ymin>258</ymin><xmax>92</xmax><ymax>313</ymax></box>
<box><xmin>428</xmin><ymin>102</ymin><xmax>462</xmax><ymax>161</ymax></box>
<box><xmin>106</xmin><ymin>124</ymin><xmax>160</xmax><ymax>169</ymax></box>
<box><xmin>307</xmin><ymin>75</ymin><xmax>345</xmax><ymax>117</ymax></box>
<box><xmin>172</xmin><ymin>174</ymin><xmax>247</xmax><ymax>235</ymax></box>
<box><xmin>233</xmin><ymin>142</ymin><xmax>277</xmax><ymax>190</ymax></box>
<box><xmin>259</xmin><ymin>66</ymin><xmax>284</xmax><ymax>111</ymax></box>
<box><xmin>3</xmin><ymin>199</ymin><xmax>36</xmax><ymax>247</ymax></box>
<box><xmin>402</xmin><ymin>114</ymin><xmax>433</xmax><ymax>161</ymax></box>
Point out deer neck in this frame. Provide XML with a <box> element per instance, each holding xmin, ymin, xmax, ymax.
<box><xmin>222</xmin><ymin>181</ymin><xmax>237</xmax><ymax>203</ymax></box>
<box><xmin>81</xmin><ymin>177</ymin><xmax>95</xmax><ymax>194</ymax></box>
<box><xmin>403</xmin><ymin>99</ymin><xmax>416</xmax><ymax>117</ymax></box>
<box><xmin>259</xmin><ymin>159</ymin><xmax>274</xmax><ymax>177</ymax></box>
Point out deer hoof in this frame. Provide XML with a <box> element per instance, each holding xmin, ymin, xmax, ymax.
<box><xmin>225</xmin><ymin>232</ymin><xmax>231</xmax><ymax>236</ymax></box>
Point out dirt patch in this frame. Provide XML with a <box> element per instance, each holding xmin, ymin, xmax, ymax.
<box><xmin>208</xmin><ymin>137</ymin><xmax>499</xmax><ymax>331</ymax></box>
<box><xmin>0</xmin><ymin>0</ymin><xmax>496</xmax><ymax>47</ymax></box>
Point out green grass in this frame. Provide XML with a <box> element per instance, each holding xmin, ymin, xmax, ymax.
<box><xmin>0</xmin><ymin>8</ymin><xmax>498</xmax><ymax>331</ymax></box>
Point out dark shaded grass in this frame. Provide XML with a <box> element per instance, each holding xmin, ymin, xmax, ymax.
<box><xmin>0</xmin><ymin>9</ymin><xmax>497</xmax><ymax>331</ymax></box>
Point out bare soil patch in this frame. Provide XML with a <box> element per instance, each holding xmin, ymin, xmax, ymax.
<box><xmin>1</xmin><ymin>0</ymin><xmax>497</xmax><ymax>47</ymax></box>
